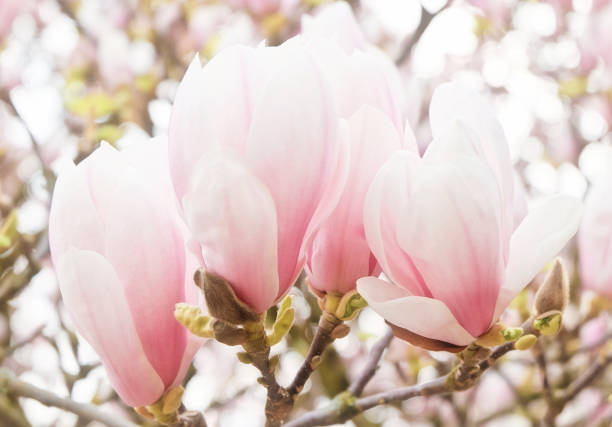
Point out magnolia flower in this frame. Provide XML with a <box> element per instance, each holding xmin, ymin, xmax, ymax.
<box><xmin>227</xmin><ymin>0</ymin><xmax>281</xmax><ymax>15</ymax></box>
<box><xmin>168</xmin><ymin>38</ymin><xmax>347</xmax><ymax>314</ymax></box>
<box><xmin>306</xmin><ymin>107</ymin><xmax>410</xmax><ymax>294</ymax></box>
<box><xmin>578</xmin><ymin>4</ymin><xmax>612</xmax><ymax>73</ymax></box>
<box><xmin>301</xmin><ymin>3</ymin><xmax>406</xmax><ymax>133</ymax></box>
<box><xmin>301</xmin><ymin>2</ymin><xmax>367</xmax><ymax>52</ymax></box>
<box><xmin>0</xmin><ymin>0</ymin><xmax>25</xmax><ymax>40</ymax></box>
<box><xmin>357</xmin><ymin>83</ymin><xmax>582</xmax><ymax>348</ymax></box>
<box><xmin>578</xmin><ymin>176</ymin><xmax>612</xmax><ymax>298</ymax></box>
<box><xmin>49</xmin><ymin>139</ymin><xmax>202</xmax><ymax>407</ymax></box>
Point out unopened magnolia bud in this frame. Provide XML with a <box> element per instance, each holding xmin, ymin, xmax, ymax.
<box><xmin>475</xmin><ymin>323</ymin><xmax>506</xmax><ymax>347</ymax></box>
<box><xmin>335</xmin><ymin>291</ymin><xmax>368</xmax><ymax>321</ymax></box>
<box><xmin>174</xmin><ymin>303</ymin><xmax>214</xmax><ymax>338</ymax></box>
<box><xmin>534</xmin><ymin>259</ymin><xmax>569</xmax><ymax>315</ymax></box>
<box><xmin>502</xmin><ymin>327</ymin><xmax>524</xmax><ymax>342</ymax></box>
<box><xmin>533</xmin><ymin>311</ymin><xmax>563</xmax><ymax>336</ymax></box>
<box><xmin>211</xmin><ymin>320</ymin><xmax>247</xmax><ymax>346</ymax></box>
<box><xmin>515</xmin><ymin>334</ymin><xmax>537</xmax><ymax>350</ymax></box>
<box><xmin>195</xmin><ymin>269</ymin><xmax>260</xmax><ymax>325</ymax></box>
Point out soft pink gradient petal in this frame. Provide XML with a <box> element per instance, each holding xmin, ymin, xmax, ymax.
<box><xmin>169</xmin><ymin>47</ymin><xmax>265</xmax><ymax>202</ymax></box>
<box><xmin>496</xmin><ymin>195</ymin><xmax>582</xmax><ymax>318</ymax></box>
<box><xmin>403</xmin><ymin>120</ymin><xmax>419</xmax><ymax>154</ymax></box>
<box><xmin>104</xmin><ymin>170</ymin><xmax>188</xmax><ymax>387</ymax></box>
<box><xmin>56</xmin><ymin>249</ymin><xmax>165</xmax><ymax>407</ymax></box>
<box><xmin>183</xmin><ymin>154</ymin><xmax>279</xmax><ymax>313</ymax></box>
<box><xmin>245</xmin><ymin>44</ymin><xmax>338</xmax><ymax>294</ymax></box>
<box><xmin>168</xmin><ymin>57</ymin><xmax>210</xmax><ymax>202</ymax></box>
<box><xmin>429</xmin><ymin>82</ymin><xmax>514</xmax><ymax>260</ymax></box>
<box><xmin>48</xmin><ymin>163</ymin><xmax>104</xmax><ymax>260</ymax></box>
<box><xmin>305</xmin><ymin>38</ymin><xmax>405</xmax><ymax>132</ymax></box>
<box><xmin>301</xmin><ymin>1</ymin><xmax>366</xmax><ymax>51</ymax></box>
<box><xmin>357</xmin><ymin>277</ymin><xmax>475</xmax><ymax>346</ymax></box>
<box><xmin>579</xmin><ymin>177</ymin><xmax>612</xmax><ymax>296</ymax></box>
<box><xmin>363</xmin><ymin>151</ymin><xmax>430</xmax><ymax>296</ymax></box>
<box><xmin>172</xmin><ymin>235</ymin><xmax>206</xmax><ymax>389</ymax></box>
<box><xmin>395</xmin><ymin>155</ymin><xmax>504</xmax><ymax>338</ymax></box>
<box><xmin>307</xmin><ymin>106</ymin><xmax>401</xmax><ymax>293</ymax></box>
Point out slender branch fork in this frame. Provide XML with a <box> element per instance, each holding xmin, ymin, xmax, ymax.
<box><xmin>0</xmin><ymin>370</ymin><xmax>138</xmax><ymax>427</ymax></box>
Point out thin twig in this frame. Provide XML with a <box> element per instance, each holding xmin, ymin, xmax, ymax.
<box><xmin>0</xmin><ymin>369</ymin><xmax>138</xmax><ymax>427</ymax></box>
<box><xmin>285</xmin><ymin>377</ymin><xmax>449</xmax><ymax>427</ymax></box>
<box><xmin>544</xmin><ymin>348</ymin><xmax>612</xmax><ymax>425</ymax></box>
<box><xmin>287</xmin><ymin>311</ymin><xmax>343</xmax><ymax>397</ymax></box>
<box><xmin>287</xmin><ymin>318</ymin><xmax>538</xmax><ymax>427</ymax></box>
<box><xmin>348</xmin><ymin>327</ymin><xmax>394</xmax><ymax>396</ymax></box>
<box><xmin>395</xmin><ymin>7</ymin><xmax>434</xmax><ymax>65</ymax></box>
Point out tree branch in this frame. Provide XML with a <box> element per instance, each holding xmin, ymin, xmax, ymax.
<box><xmin>0</xmin><ymin>369</ymin><xmax>138</xmax><ymax>427</ymax></box>
<box><xmin>286</xmin><ymin>318</ymin><xmax>539</xmax><ymax>427</ymax></box>
<box><xmin>348</xmin><ymin>327</ymin><xmax>394</xmax><ymax>396</ymax></box>
<box><xmin>287</xmin><ymin>311</ymin><xmax>344</xmax><ymax>397</ymax></box>
<box><xmin>285</xmin><ymin>377</ymin><xmax>449</xmax><ymax>427</ymax></box>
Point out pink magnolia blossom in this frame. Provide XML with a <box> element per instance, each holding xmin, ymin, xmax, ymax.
<box><xmin>357</xmin><ymin>83</ymin><xmax>582</xmax><ymax>347</ymax></box>
<box><xmin>578</xmin><ymin>4</ymin><xmax>612</xmax><ymax>73</ymax></box>
<box><xmin>227</xmin><ymin>0</ymin><xmax>281</xmax><ymax>16</ymax></box>
<box><xmin>300</xmin><ymin>9</ymin><xmax>410</xmax><ymax>294</ymax></box>
<box><xmin>168</xmin><ymin>38</ymin><xmax>347</xmax><ymax>313</ymax></box>
<box><xmin>0</xmin><ymin>0</ymin><xmax>25</xmax><ymax>40</ymax></box>
<box><xmin>306</xmin><ymin>107</ymin><xmax>410</xmax><ymax>294</ymax></box>
<box><xmin>301</xmin><ymin>2</ymin><xmax>367</xmax><ymax>52</ymax></box>
<box><xmin>49</xmin><ymin>139</ymin><xmax>202</xmax><ymax>407</ymax></box>
<box><xmin>578</xmin><ymin>175</ymin><xmax>612</xmax><ymax>298</ymax></box>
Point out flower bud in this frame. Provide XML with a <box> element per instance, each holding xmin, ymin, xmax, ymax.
<box><xmin>515</xmin><ymin>334</ymin><xmax>537</xmax><ymax>350</ymax></box>
<box><xmin>195</xmin><ymin>269</ymin><xmax>260</xmax><ymax>325</ymax></box>
<box><xmin>533</xmin><ymin>311</ymin><xmax>563</xmax><ymax>336</ymax></box>
<box><xmin>534</xmin><ymin>258</ymin><xmax>569</xmax><ymax>315</ymax></box>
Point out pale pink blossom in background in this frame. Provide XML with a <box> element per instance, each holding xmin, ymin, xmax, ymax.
<box><xmin>578</xmin><ymin>3</ymin><xmax>612</xmax><ymax>74</ymax></box>
<box><xmin>358</xmin><ymin>82</ymin><xmax>582</xmax><ymax>346</ymax></box>
<box><xmin>49</xmin><ymin>138</ymin><xmax>202</xmax><ymax>407</ymax></box>
<box><xmin>301</xmin><ymin>2</ymin><xmax>367</xmax><ymax>52</ymax></box>
<box><xmin>466</xmin><ymin>0</ymin><xmax>513</xmax><ymax>29</ymax></box>
<box><xmin>0</xmin><ymin>0</ymin><xmax>25</xmax><ymax>40</ymax></box>
<box><xmin>168</xmin><ymin>38</ymin><xmax>347</xmax><ymax>313</ymax></box>
<box><xmin>579</xmin><ymin>314</ymin><xmax>608</xmax><ymax>349</ymax></box>
<box><xmin>301</xmin><ymin>4</ymin><xmax>407</xmax><ymax>133</ymax></box>
<box><xmin>227</xmin><ymin>0</ymin><xmax>281</xmax><ymax>16</ymax></box>
<box><xmin>578</xmin><ymin>175</ymin><xmax>612</xmax><ymax>298</ymax></box>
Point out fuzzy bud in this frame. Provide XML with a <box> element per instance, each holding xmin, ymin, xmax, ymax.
<box><xmin>211</xmin><ymin>320</ymin><xmax>247</xmax><ymax>346</ymax></box>
<box><xmin>195</xmin><ymin>269</ymin><xmax>260</xmax><ymax>325</ymax></box>
<box><xmin>534</xmin><ymin>259</ymin><xmax>569</xmax><ymax>315</ymax></box>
